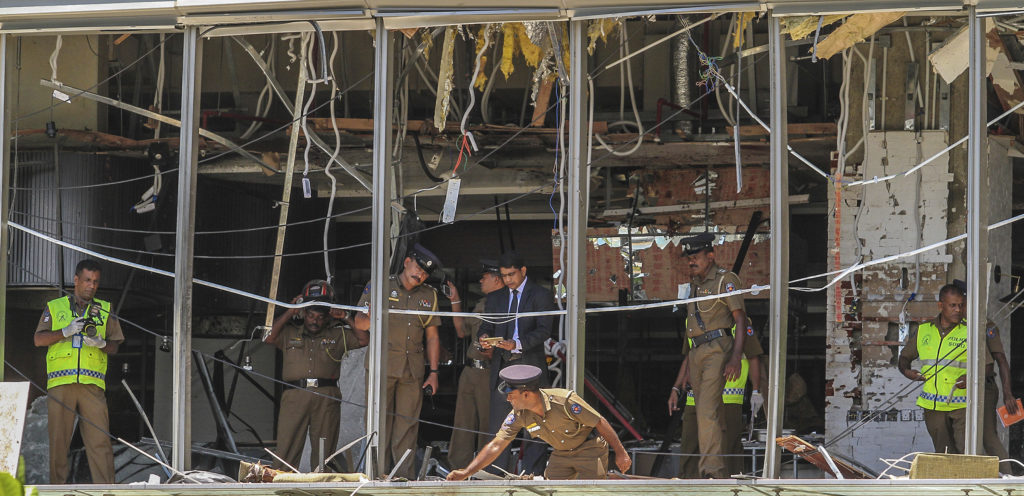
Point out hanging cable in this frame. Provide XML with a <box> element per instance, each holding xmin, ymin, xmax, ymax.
<box><xmin>320</xmin><ymin>31</ymin><xmax>344</xmax><ymax>285</ymax></box>
<box><xmin>591</xmin><ymin>27</ymin><xmax>644</xmax><ymax>157</ymax></box>
<box><xmin>49</xmin><ymin>35</ymin><xmax>63</xmax><ymax>83</ymax></box>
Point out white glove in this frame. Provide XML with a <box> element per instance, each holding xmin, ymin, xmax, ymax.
<box><xmin>83</xmin><ymin>335</ymin><xmax>106</xmax><ymax>349</ymax></box>
<box><xmin>750</xmin><ymin>390</ymin><xmax>765</xmax><ymax>415</ymax></box>
<box><xmin>61</xmin><ymin>317</ymin><xmax>86</xmax><ymax>338</ymax></box>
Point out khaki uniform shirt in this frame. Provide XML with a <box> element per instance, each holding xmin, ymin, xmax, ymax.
<box><xmin>686</xmin><ymin>263</ymin><xmax>745</xmax><ymax>338</ymax></box>
<box><xmin>36</xmin><ymin>298</ymin><xmax>125</xmax><ymax>343</ymax></box>
<box><xmin>682</xmin><ymin>322</ymin><xmax>763</xmax><ymax>357</ymax></box>
<box><xmin>274</xmin><ymin>323</ymin><xmax>355</xmax><ymax>382</ymax></box>
<box><xmin>497</xmin><ymin>389</ymin><xmax>603</xmax><ymax>452</ymax></box>
<box><xmin>358</xmin><ymin>275</ymin><xmax>438</xmax><ymax>380</ymax></box>
<box><xmin>465</xmin><ymin>300</ymin><xmax>487</xmax><ymax>361</ymax></box>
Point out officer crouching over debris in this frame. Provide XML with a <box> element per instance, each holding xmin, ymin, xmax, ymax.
<box><xmin>447</xmin><ymin>364</ymin><xmax>632</xmax><ymax>480</ymax></box>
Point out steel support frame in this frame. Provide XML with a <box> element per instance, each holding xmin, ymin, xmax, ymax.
<box><xmin>0</xmin><ymin>34</ymin><xmax>10</xmax><ymax>381</ymax></box>
<box><xmin>565</xmin><ymin>20</ymin><xmax>588</xmax><ymax>391</ymax></box>
<box><xmin>366</xmin><ymin>17</ymin><xmax>395</xmax><ymax>479</ymax></box>
<box><xmin>764</xmin><ymin>14</ymin><xmax>790</xmax><ymax>479</ymax></box>
<box><xmin>172</xmin><ymin>26</ymin><xmax>203</xmax><ymax>471</ymax></box>
<box><xmin>964</xmin><ymin>5</ymin><xmax>987</xmax><ymax>455</ymax></box>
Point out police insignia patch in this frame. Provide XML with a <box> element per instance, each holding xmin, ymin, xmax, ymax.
<box><xmin>570</xmin><ymin>403</ymin><xmax>583</xmax><ymax>414</ymax></box>
<box><xmin>504</xmin><ymin>413</ymin><xmax>516</xmax><ymax>426</ymax></box>
<box><xmin>746</xmin><ymin>326</ymin><xmax>754</xmax><ymax>336</ymax></box>
<box><xmin>725</xmin><ymin>282</ymin><xmax>736</xmax><ymax>292</ymax></box>
<box><xmin>987</xmin><ymin>328</ymin><xmax>996</xmax><ymax>338</ymax></box>
<box><xmin>363</xmin><ymin>284</ymin><xmax>371</xmax><ymax>294</ymax></box>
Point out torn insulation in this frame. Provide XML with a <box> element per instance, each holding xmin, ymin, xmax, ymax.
<box><xmin>433</xmin><ymin>26</ymin><xmax>457</xmax><ymax>131</ymax></box>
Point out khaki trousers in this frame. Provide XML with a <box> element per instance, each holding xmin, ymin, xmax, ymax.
<box><xmin>923</xmin><ymin>407</ymin><xmax>966</xmax><ymax>454</ymax></box>
<box><xmin>47</xmin><ymin>383</ymin><xmax>115</xmax><ymax>484</ymax></box>
<box><xmin>680</xmin><ymin>402</ymin><xmax>744</xmax><ymax>478</ymax></box>
<box><xmin>384</xmin><ymin>371</ymin><xmax>423</xmax><ymax>479</ymax></box>
<box><xmin>275</xmin><ymin>386</ymin><xmax>341</xmax><ymax>470</ymax></box>
<box><xmin>982</xmin><ymin>379</ymin><xmax>1012</xmax><ymax>474</ymax></box>
<box><xmin>543</xmin><ymin>437</ymin><xmax>609</xmax><ymax>480</ymax></box>
<box><xmin>448</xmin><ymin>367</ymin><xmax>490</xmax><ymax>468</ymax></box>
<box><xmin>687</xmin><ymin>336</ymin><xmax>732</xmax><ymax>477</ymax></box>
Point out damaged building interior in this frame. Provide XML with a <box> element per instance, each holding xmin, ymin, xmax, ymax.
<box><xmin>2</xmin><ymin>0</ymin><xmax>1024</xmax><ymax>493</ymax></box>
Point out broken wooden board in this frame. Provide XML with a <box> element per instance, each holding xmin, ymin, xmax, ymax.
<box><xmin>304</xmin><ymin>118</ymin><xmax>609</xmax><ymax>135</ymax></box>
<box><xmin>815</xmin><ymin>12</ymin><xmax>905</xmax><ymax>60</ymax></box>
<box><xmin>725</xmin><ymin>123</ymin><xmax>837</xmax><ymax>137</ymax></box>
<box><xmin>929</xmin><ymin>19</ymin><xmax>1000</xmax><ymax>85</ymax></box>
<box><xmin>990</xmin><ymin>32</ymin><xmax>1024</xmax><ymax>116</ymax></box>
<box><xmin>776</xmin><ymin>435</ymin><xmax>874</xmax><ymax>479</ymax></box>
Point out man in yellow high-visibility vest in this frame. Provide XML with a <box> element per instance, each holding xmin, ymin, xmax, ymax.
<box><xmin>34</xmin><ymin>259</ymin><xmax>124</xmax><ymax>484</ymax></box>
<box><xmin>898</xmin><ymin>283</ymin><xmax>992</xmax><ymax>454</ymax></box>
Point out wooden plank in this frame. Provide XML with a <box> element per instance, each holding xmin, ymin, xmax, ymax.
<box><xmin>600</xmin><ymin>194</ymin><xmax>810</xmax><ymax>217</ymax></box>
<box><xmin>989</xmin><ymin>31</ymin><xmax>1024</xmax><ymax>116</ymax></box>
<box><xmin>531</xmin><ymin>78</ymin><xmax>555</xmax><ymax>127</ymax></box>
<box><xmin>725</xmin><ymin>123</ymin><xmax>838</xmax><ymax>137</ymax></box>
<box><xmin>304</xmin><ymin>118</ymin><xmax>609</xmax><ymax>135</ymax></box>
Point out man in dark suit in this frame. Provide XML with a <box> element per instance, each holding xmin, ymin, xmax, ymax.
<box><xmin>477</xmin><ymin>252</ymin><xmax>555</xmax><ymax>475</ymax></box>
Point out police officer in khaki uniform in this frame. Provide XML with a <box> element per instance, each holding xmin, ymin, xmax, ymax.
<box><xmin>266</xmin><ymin>280</ymin><xmax>365</xmax><ymax>470</ymax></box>
<box><xmin>353</xmin><ymin>244</ymin><xmax>442</xmax><ymax>478</ymax></box>
<box><xmin>34</xmin><ymin>259</ymin><xmax>123</xmax><ymax>484</ymax></box>
<box><xmin>447</xmin><ymin>260</ymin><xmax>503</xmax><ymax>468</ymax></box>
<box><xmin>898</xmin><ymin>284</ymin><xmax>993</xmax><ymax>454</ymax></box>
<box><xmin>447</xmin><ymin>365</ymin><xmax>631</xmax><ymax>480</ymax></box>
<box><xmin>669</xmin><ymin>318</ymin><xmax>764</xmax><ymax>477</ymax></box>
<box><xmin>682</xmin><ymin>233</ymin><xmax>749</xmax><ymax>478</ymax></box>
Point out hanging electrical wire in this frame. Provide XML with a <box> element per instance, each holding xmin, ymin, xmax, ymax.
<box><xmin>591</xmin><ymin>27</ymin><xmax>644</xmax><ymax>157</ymax></box>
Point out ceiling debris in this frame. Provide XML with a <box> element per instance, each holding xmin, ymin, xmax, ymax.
<box><xmin>813</xmin><ymin>12</ymin><xmax>905</xmax><ymax>60</ymax></box>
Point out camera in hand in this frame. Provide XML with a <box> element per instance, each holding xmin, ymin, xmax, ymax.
<box><xmin>82</xmin><ymin>302</ymin><xmax>103</xmax><ymax>337</ymax></box>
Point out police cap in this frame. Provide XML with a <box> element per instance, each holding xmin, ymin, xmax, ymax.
<box><xmin>480</xmin><ymin>258</ymin><xmax>500</xmax><ymax>276</ymax></box>
<box><xmin>496</xmin><ymin>364</ymin><xmax>543</xmax><ymax>394</ymax></box>
<box><xmin>682</xmin><ymin>232</ymin><xmax>716</xmax><ymax>256</ymax></box>
<box><xmin>408</xmin><ymin>243</ymin><xmax>441</xmax><ymax>274</ymax></box>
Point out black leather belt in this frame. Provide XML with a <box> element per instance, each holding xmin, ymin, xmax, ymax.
<box><xmin>690</xmin><ymin>328</ymin><xmax>728</xmax><ymax>348</ymax></box>
<box><xmin>467</xmin><ymin>359</ymin><xmax>489</xmax><ymax>369</ymax></box>
<box><xmin>287</xmin><ymin>378</ymin><xmax>337</xmax><ymax>388</ymax></box>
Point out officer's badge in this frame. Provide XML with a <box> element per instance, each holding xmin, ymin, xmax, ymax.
<box><xmin>420</xmin><ymin>299</ymin><xmax>431</xmax><ymax>307</ymax></box>
<box><xmin>390</xmin><ymin>290</ymin><xmax>399</xmax><ymax>298</ymax></box>
<box><xmin>570</xmin><ymin>403</ymin><xmax>583</xmax><ymax>414</ymax></box>
<box><xmin>746</xmin><ymin>326</ymin><xmax>754</xmax><ymax>336</ymax></box>
<box><xmin>504</xmin><ymin>413</ymin><xmax>516</xmax><ymax>426</ymax></box>
<box><xmin>725</xmin><ymin>282</ymin><xmax>736</xmax><ymax>292</ymax></box>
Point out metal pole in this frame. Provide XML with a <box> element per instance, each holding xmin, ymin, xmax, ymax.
<box><xmin>263</xmin><ymin>35</ymin><xmax>309</xmax><ymax>328</ymax></box>
<box><xmin>367</xmin><ymin>18</ymin><xmax>395</xmax><ymax>479</ymax></box>
<box><xmin>172</xmin><ymin>26</ymin><xmax>203</xmax><ymax>471</ymax></box>
<box><xmin>0</xmin><ymin>34</ymin><xmax>11</xmax><ymax>382</ymax></box>
<box><xmin>964</xmin><ymin>5</ymin><xmax>987</xmax><ymax>455</ymax></box>
<box><xmin>565</xmin><ymin>20</ymin><xmax>588</xmax><ymax>391</ymax></box>
<box><xmin>764</xmin><ymin>14</ymin><xmax>790</xmax><ymax>478</ymax></box>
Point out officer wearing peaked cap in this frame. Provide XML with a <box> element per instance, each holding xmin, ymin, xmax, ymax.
<box><xmin>447</xmin><ymin>365</ymin><xmax>632</xmax><ymax>481</ymax></box>
<box><xmin>448</xmin><ymin>260</ymin><xmax>504</xmax><ymax>469</ymax></box>
<box><xmin>681</xmin><ymin>232</ymin><xmax>749</xmax><ymax>478</ymax></box>
<box><xmin>353</xmin><ymin>243</ymin><xmax>445</xmax><ymax>479</ymax></box>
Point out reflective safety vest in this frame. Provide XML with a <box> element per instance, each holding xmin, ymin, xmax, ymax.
<box><xmin>915</xmin><ymin>321</ymin><xmax>967</xmax><ymax>411</ymax></box>
<box><xmin>686</xmin><ymin>357</ymin><xmax>749</xmax><ymax>406</ymax></box>
<box><xmin>45</xmin><ymin>297</ymin><xmax>110</xmax><ymax>390</ymax></box>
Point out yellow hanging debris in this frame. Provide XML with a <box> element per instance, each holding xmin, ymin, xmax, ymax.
<box><xmin>587</xmin><ymin>18</ymin><xmax>619</xmax><ymax>55</ymax></box>
<box><xmin>518</xmin><ymin>24</ymin><xmax>543</xmax><ymax>68</ymax></box>
<box><xmin>501</xmin><ymin>24</ymin><xmax>518</xmax><ymax>80</ymax></box>
<box><xmin>433</xmin><ymin>26</ymin><xmax>457</xmax><ymax>131</ymax></box>
<box><xmin>733</xmin><ymin>12</ymin><xmax>756</xmax><ymax>49</ymax></box>
<box><xmin>473</xmin><ymin>25</ymin><xmax>492</xmax><ymax>91</ymax></box>
<box><xmin>814</xmin><ymin>12</ymin><xmax>904</xmax><ymax>60</ymax></box>
<box><xmin>781</xmin><ymin>15</ymin><xmax>848</xmax><ymax>41</ymax></box>
<box><xmin>420</xmin><ymin>29</ymin><xmax>435</xmax><ymax>60</ymax></box>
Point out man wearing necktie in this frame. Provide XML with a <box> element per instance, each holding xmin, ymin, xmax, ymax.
<box><xmin>478</xmin><ymin>252</ymin><xmax>555</xmax><ymax>475</ymax></box>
